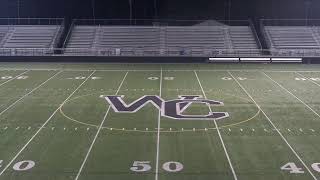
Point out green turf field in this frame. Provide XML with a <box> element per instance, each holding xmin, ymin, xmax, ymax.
<box><xmin>0</xmin><ymin>62</ymin><xmax>320</xmax><ymax>180</ymax></box>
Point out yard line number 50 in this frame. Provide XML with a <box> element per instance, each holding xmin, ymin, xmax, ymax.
<box><xmin>130</xmin><ymin>161</ymin><xmax>183</xmax><ymax>172</ymax></box>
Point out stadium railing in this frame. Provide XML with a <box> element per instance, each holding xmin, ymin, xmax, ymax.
<box><xmin>1</xmin><ymin>47</ymin><xmax>320</xmax><ymax>58</ymax></box>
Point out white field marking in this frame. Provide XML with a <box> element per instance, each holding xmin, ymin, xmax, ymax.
<box><xmin>3</xmin><ymin>68</ymin><xmax>320</xmax><ymax>73</ymax></box>
<box><xmin>295</xmin><ymin>72</ymin><xmax>320</xmax><ymax>88</ymax></box>
<box><xmin>155</xmin><ymin>67</ymin><xmax>163</xmax><ymax>180</ymax></box>
<box><xmin>263</xmin><ymin>72</ymin><xmax>320</xmax><ymax>119</ymax></box>
<box><xmin>0</xmin><ymin>70</ymin><xmax>29</xmax><ymax>87</ymax></box>
<box><xmin>0</xmin><ymin>70</ymin><xmax>96</xmax><ymax>176</ymax></box>
<box><xmin>228</xmin><ymin>71</ymin><xmax>318</xmax><ymax>180</ymax></box>
<box><xmin>310</xmin><ymin>129</ymin><xmax>315</xmax><ymax>132</ymax></box>
<box><xmin>0</xmin><ymin>71</ymin><xmax>62</xmax><ymax>119</ymax></box>
<box><xmin>74</xmin><ymin>71</ymin><xmax>128</xmax><ymax>180</ymax></box>
<box><xmin>194</xmin><ymin>71</ymin><xmax>238</xmax><ymax>180</ymax></box>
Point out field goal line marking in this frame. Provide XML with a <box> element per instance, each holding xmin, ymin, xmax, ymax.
<box><xmin>0</xmin><ymin>70</ymin><xmax>62</xmax><ymax>119</ymax></box>
<box><xmin>0</xmin><ymin>70</ymin><xmax>96</xmax><ymax>176</ymax></box>
<box><xmin>263</xmin><ymin>72</ymin><xmax>320</xmax><ymax>119</ymax></box>
<box><xmin>74</xmin><ymin>71</ymin><xmax>128</xmax><ymax>180</ymax></box>
<box><xmin>228</xmin><ymin>71</ymin><xmax>318</xmax><ymax>180</ymax></box>
<box><xmin>0</xmin><ymin>70</ymin><xmax>29</xmax><ymax>87</ymax></box>
<box><xmin>155</xmin><ymin>67</ymin><xmax>162</xmax><ymax>180</ymax></box>
<box><xmin>194</xmin><ymin>70</ymin><xmax>238</xmax><ymax>180</ymax></box>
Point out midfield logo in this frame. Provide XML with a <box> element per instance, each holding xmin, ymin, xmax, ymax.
<box><xmin>103</xmin><ymin>95</ymin><xmax>229</xmax><ymax>120</ymax></box>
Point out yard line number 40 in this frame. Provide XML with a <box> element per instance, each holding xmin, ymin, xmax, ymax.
<box><xmin>281</xmin><ymin>162</ymin><xmax>320</xmax><ymax>174</ymax></box>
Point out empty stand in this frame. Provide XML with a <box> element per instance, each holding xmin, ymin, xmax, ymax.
<box><xmin>265</xmin><ymin>26</ymin><xmax>320</xmax><ymax>50</ymax></box>
<box><xmin>165</xmin><ymin>26</ymin><xmax>226</xmax><ymax>56</ymax></box>
<box><xmin>65</xmin><ymin>24</ymin><xmax>261</xmax><ymax>56</ymax></box>
<box><xmin>0</xmin><ymin>25</ymin><xmax>61</xmax><ymax>49</ymax></box>
<box><xmin>98</xmin><ymin>26</ymin><xmax>160</xmax><ymax>49</ymax></box>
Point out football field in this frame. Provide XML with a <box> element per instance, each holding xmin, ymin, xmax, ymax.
<box><xmin>0</xmin><ymin>63</ymin><xmax>320</xmax><ymax>180</ymax></box>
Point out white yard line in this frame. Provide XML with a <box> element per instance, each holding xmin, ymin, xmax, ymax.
<box><xmin>74</xmin><ymin>71</ymin><xmax>128</xmax><ymax>180</ymax></box>
<box><xmin>263</xmin><ymin>72</ymin><xmax>320</xmax><ymax>119</ymax></box>
<box><xmin>295</xmin><ymin>72</ymin><xmax>320</xmax><ymax>88</ymax></box>
<box><xmin>0</xmin><ymin>70</ymin><xmax>30</xmax><ymax>87</ymax></box>
<box><xmin>0</xmin><ymin>70</ymin><xmax>96</xmax><ymax>176</ymax></box>
<box><xmin>0</xmin><ymin>70</ymin><xmax>62</xmax><ymax>118</ymax></box>
<box><xmin>228</xmin><ymin>71</ymin><xmax>318</xmax><ymax>180</ymax></box>
<box><xmin>194</xmin><ymin>71</ymin><xmax>238</xmax><ymax>180</ymax></box>
<box><xmin>155</xmin><ymin>67</ymin><xmax>163</xmax><ymax>180</ymax></box>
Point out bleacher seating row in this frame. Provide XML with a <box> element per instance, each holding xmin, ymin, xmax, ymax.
<box><xmin>264</xmin><ymin>26</ymin><xmax>320</xmax><ymax>56</ymax></box>
<box><xmin>0</xmin><ymin>22</ymin><xmax>320</xmax><ymax>58</ymax></box>
<box><xmin>0</xmin><ymin>25</ymin><xmax>61</xmax><ymax>49</ymax></box>
<box><xmin>65</xmin><ymin>25</ymin><xmax>260</xmax><ymax>56</ymax></box>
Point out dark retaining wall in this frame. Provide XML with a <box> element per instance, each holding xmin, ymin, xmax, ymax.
<box><xmin>0</xmin><ymin>56</ymin><xmax>207</xmax><ymax>63</ymax></box>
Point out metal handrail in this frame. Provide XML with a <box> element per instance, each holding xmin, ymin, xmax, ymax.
<box><xmin>1</xmin><ymin>47</ymin><xmax>320</xmax><ymax>57</ymax></box>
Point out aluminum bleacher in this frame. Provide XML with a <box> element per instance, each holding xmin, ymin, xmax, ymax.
<box><xmin>0</xmin><ymin>23</ymin><xmax>63</xmax><ymax>56</ymax></box>
<box><xmin>64</xmin><ymin>24</ymin><xmax>261</xmax><ymax>57</ymax></box>
<box><xmin>65</xmin><ymin>25</ymin><xmax>161</xmax><ymax>56</ymax></box>
<box><xmin>1</xmin><ymin>25</ymin><xmax>61</xmax><ymax>48</ymax></box>
<box><xmin>265</xmin><ymin>26</ymin><xmax>320</xmax><ymax>49</ymax></box>
<box><xmin>165</xmin><ymin>26</ymin><xmax>226</xmax><ymax>56</ymax></box>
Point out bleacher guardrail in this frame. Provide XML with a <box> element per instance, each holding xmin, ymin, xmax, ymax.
<box><xmin>0</xmin><ymin>48</ymin><xmax>320</xmax><ymax>57</ymax></box>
